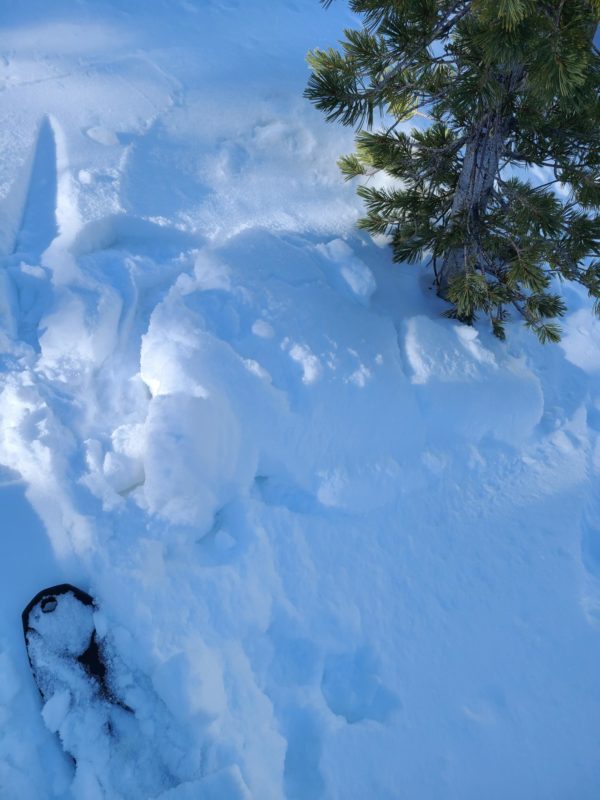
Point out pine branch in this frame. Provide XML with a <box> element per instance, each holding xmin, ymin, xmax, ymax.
<box><xmin>308</xmin><ymin>0</ymin><xmax>600</xmax><ymax>343</ymax></box>
<box><xmin>366</xmin><ymin>1</ymin><xmax>472</xmax><ymax>97</ymax></box>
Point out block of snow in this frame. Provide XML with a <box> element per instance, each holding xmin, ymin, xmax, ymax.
<box><xmin>560</xmin><ymin>309</ymin><xmax>600</xmax><ymax>373</ymax></box>
<box><xmin>404</xmin><ymin>315</ymin><xmax>543</xmax><ymax>444</ymax></box>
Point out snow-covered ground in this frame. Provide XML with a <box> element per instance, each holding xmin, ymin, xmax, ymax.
<box><xmin>1</xmin><ymin>2</ymin><xmax>600</xmax><ymax>797</ymax></box>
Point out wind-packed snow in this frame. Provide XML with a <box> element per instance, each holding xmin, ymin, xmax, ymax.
<box><xmin>1</xmin><ymin>1</ymin><xmax>600</xmax><ymax>798</ymax></box>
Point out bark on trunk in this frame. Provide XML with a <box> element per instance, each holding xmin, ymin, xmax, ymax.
<box><xmin>437</xmin><ymin>69</ymin><xmax>523</xmax><ymax>296</ymax></box>
<box><xmin>437</xmin><ymin>118</ymin><xmax>507</xmax><ymax>294</ymax></box>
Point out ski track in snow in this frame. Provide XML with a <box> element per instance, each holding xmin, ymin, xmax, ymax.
<box><xmin>1</xmin><ymin>2</ymin><xmax>600</xmax><ymax>798</ymax></box>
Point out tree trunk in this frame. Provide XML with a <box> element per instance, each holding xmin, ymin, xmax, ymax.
<box><xmin>437</xmin><ymin>70</ymin><xmax>523</xmax><ymax>296</ymax></box>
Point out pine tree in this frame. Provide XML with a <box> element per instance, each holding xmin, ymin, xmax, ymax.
<box><xmin>305</xmin><ymin>0</ymin><xmax>600</xmax><ymax>342</ymax></box>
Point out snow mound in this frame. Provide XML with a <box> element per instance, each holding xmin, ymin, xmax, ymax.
<box><xmin>404</xmin><ymin>315</ymin><xmax>544</xmax><ymax>444</ymax></box>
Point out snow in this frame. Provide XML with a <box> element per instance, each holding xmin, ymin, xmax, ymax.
<box><xmin>0</xmin><ymin>1</ymin><xmax>600</xmax><ymax>798</ymax></box>
<box><xmin>41</xmin><ymin>690</ymin><xmax>70</xmax><ymax>734</ymax></box>
<box><xmin>156</xmin><ymin>767</ymin><xmax>252</xmax><ymax>800</ymax></box>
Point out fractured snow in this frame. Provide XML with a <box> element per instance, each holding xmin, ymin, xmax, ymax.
<box><xmin>0</xmin><ymin>1</ymin><xmax>600</xmax><ymax>799</ymax></box>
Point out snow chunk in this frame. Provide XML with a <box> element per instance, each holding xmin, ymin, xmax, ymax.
<box><xmin>42</xmin><ymin>690</ymin><xmax>71</xmax><ymax>733</ymax></box>
<box><xmin>85</xmin><ymin>426</ymin><xmax>145</xmax><ymax>507</ymax></box>
<box><xmin>346</xmin><ymin>363</ymin><xmax>372</xmax><ymax>388</ymax></box>
<box><xmin>243</xmin><ymin>358</ymin><xmax>271</xmax><ymax>381</ymax></box>
<box><xmin>193</xmin><ymin>252</ymin><xmax>232</xmax><ymax>292</ymax></box>
<box><xmin>316</xmin><ymin>239</ymin><xmax>376</xmax><ymax>305</ymax></box>
<box><xmin>18</xmin><ymin>262</ymin><xmax>46</xmax><ymax>278</ymax></box>
<box><xmin>286</xmin><ymin>342</ymin><xmax>321</xmax><ymax>385</ymax></box>
<box><xmin>152</xmin><ymin>646</ymin><xmax>226</xmax><ymax>724</ymax></box>
<box><xmin>86</xmin><ymin>126</ymin><xmax>119</xmax><ymax>146</ymax></box>
<box><xmin>252</xmin><ymin>319</ymin><xmax>275</xmax><ymax>339</ymax></box>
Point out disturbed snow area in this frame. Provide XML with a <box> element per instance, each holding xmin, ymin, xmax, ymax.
<box><xmin>1</xmin><ymin>1</ymin><xmax>600</xmax><ymax>798</ymax></box>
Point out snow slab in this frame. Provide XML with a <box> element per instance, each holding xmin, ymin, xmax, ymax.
<box><xmin>1</xmin><ymin>1</ymin><xmax>600</xmax><ymax>798</ymax></box>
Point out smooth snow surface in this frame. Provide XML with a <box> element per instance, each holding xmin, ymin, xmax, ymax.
<box><xmin>1</xmin><ymin>2</ymin><xmax>600</xmax><ymax>798</ymax></box>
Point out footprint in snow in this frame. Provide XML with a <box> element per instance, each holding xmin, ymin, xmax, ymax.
<box><xmin>321</xmin><ymin>646</ymin><xmax>401</xmax><ymax>725</ymax></box>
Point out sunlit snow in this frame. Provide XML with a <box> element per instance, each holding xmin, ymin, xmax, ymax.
<box><xmin>1</xmin><ymin>1</ymin><xmax>600</xmax><ymax>798</ymax></box>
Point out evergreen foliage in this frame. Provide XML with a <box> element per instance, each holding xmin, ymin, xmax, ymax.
<box><xmin>306</xmin><ymin>0</ymin><xmax>600</xmax><ymax>342</ymax></box>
